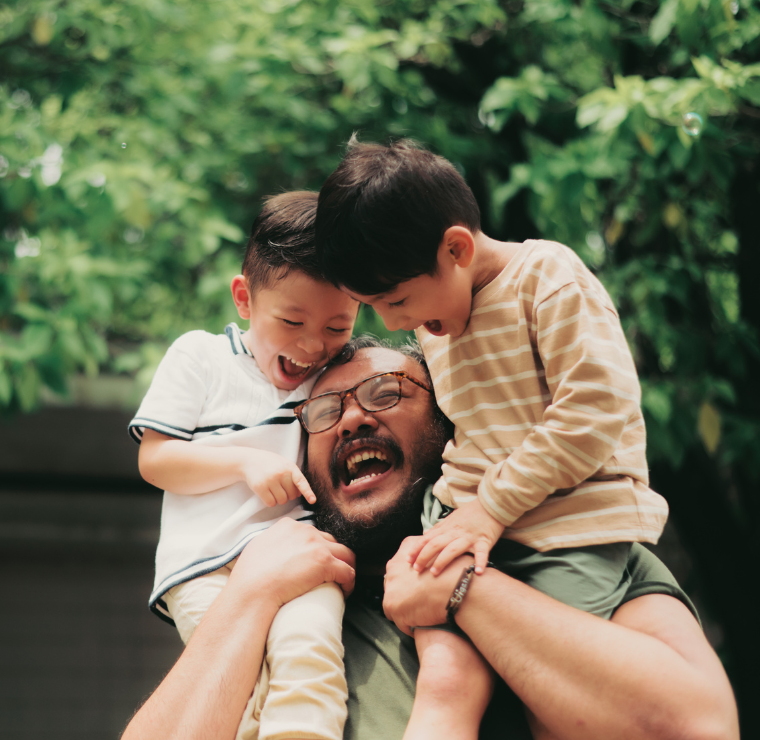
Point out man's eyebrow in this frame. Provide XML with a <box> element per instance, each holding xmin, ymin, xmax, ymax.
<box><xmin>311</xmin><ymin>383</ymin><xmax>342</xmax><ymax>396</ymax></box>
<box><xmin>311</xmin><ymin>375</ymin><xmax>366</xmax><ymax>395</ymax></box>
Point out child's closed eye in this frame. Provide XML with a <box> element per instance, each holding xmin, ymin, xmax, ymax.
<box><xmin>281</xmin><ymin>319</ymin><xmax>302</xmax><ymax>327</ymax></box>
<box><xmin>388</xmin><ymin>299</ymin><xmax>405</xmax><ymax>308</ymax></box>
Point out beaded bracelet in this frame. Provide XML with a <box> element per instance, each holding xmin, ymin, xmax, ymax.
<box><xmin>445</xmin><ymin>564</ymin><xmax>477</xmax><ymax>627</ymax></box>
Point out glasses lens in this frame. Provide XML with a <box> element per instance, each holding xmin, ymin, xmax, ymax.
<box><xmin>357</xmin><ymin>374</ymin><xmax>401</xmax><ymax>411</ymax></box>
<box><xmin>302</xmin><ymin>395</ymin><xmax>342</xmax><ymax>433</ymax></box>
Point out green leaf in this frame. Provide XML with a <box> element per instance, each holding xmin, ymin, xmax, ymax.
<box><xmin>643</xmin><ymin>384</ymin><xmax>673</xmax><ymax>424</ymax></box>
<box><xmin>650</xmin><ymin>0</ymin><xmax>680</xmax><ymax>46</ymax></box>
<box><xmin>0</xmin><ymin>368</ymin><xmax>12</xmax><ymax>405</ymax></box>
<box><xmin>13</xmin><ymin>364</ymin><xmax>41</xmax><ymax>411</ymax></box>
<box><xmin>698</xmin><ymin>401</ymin><xmax>721</xmax><ymax>454</ymax></box>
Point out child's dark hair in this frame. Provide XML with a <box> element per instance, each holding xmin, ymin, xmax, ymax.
<box><xmin>243</xmin><ymin>191</ymin><xmax>323</xmax><ymax>292</ymax></box>
<box><xmin>315</xmin><ymin>136</ymin><xmax>481</xmax><ymax>295</ymax></box>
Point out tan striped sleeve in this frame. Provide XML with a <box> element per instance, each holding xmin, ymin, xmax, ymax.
<box><xmin>477</xmin><ymin>268</ymin><xmax>643</xmax><ymax>528</ymax></box>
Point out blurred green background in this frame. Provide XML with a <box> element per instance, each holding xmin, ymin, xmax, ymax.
<box><xmin>2</xmin><ymin>0</ymin><xmax>759</xmax><ymax>734</ymax></box>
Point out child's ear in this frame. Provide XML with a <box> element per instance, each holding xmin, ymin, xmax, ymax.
<box><xmin>440</xmin><ymin>226</ymin><xmax>475</xmax><ymax>269</ymax></box>
<box><xmin>231</xmin><ymin>275</ymin><xmax>253</xmax><ymax>319</ymax></box>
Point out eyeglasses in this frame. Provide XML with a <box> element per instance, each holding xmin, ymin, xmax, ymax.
<box><xmin>294</xmin><ymin>371</ymin><xmax>432</xmax><ymax>434</ymax></box>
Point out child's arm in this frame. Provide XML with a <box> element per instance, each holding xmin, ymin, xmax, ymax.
<box><xmin>139</xmin><ymin>429</ymin><xmax>316</xmax><ymax>506</ymax></box>
<box><xmin>407</xmin><ymin>497</ymin><xmax>504</xmax><ymax>575</ymax></box>
<box><xmin>469</xmin><ymin>279</ymin><xmax>644</xmax><ymax>528</ymax></box>
<box><xmin>413</xmin><ymin>270</ymin><xmax>648</xmax><ymax>575</ymax></box>
<box><xmin>405</xmin><ymin>627</ymin><xmax>494</xmax><ymax>740</ymax></box>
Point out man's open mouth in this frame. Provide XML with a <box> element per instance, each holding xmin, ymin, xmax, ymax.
<box><xmin>335</xmin><ymin>438</ymin><xmax>399</xmax><ymax>488</ymax></box>
<box><xmin>279</xmin><ymin>355</ymin><xmax>314</xmax><ymax>380</ymax></box>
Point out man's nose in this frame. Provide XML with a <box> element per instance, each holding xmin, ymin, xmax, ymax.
<box><xmin>336</xmin><ymin>395</ymin><xmax>379</xmax><ymax>437</ymax></box>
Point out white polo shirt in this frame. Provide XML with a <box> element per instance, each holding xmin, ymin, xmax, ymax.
<box><xmin>129</xmin><ymin>323</ymin><xmax>314</xmax><ymax>624</ymax></box>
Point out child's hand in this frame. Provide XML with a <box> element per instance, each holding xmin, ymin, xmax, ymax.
<box><xmin>407</xmin><ymin>498</ymin><xmax>504</xmax><ymax>575</ymax></box>
<box><xmin>241</xmin><ymin>451</ymin><xmax>316</xmax><ymax>507</ymax></box>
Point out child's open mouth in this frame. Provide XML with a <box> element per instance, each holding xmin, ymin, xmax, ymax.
<box><xmin>424</xmin><ymin>320</ymin><xmax>444</xmax><ymax>335</ymax></box>
<box><xmin>279</xmin><ymin>355</ymin><xmax>314</xmax><ymax>380</ymax></box>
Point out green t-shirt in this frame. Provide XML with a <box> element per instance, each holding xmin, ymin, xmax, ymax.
<box><xmin>342</xmin><ymin>543</ymin><xmax>697</xmax><ymax>740</ymax></box>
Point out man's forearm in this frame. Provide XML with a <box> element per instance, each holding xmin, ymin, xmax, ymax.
<box><xmin>121</xmin><ymin>519</ymin><xmax>356</xmax><ymax>740</ymax></box>
<box><xmin>457</xmin><ymin>571</ymin><xmax>738</xmax><ymax>740</ymax></box>
<box><xmin>122</xmin><ymin>583</ymin><xmax>277</xmax><ymax>740</ymax></box>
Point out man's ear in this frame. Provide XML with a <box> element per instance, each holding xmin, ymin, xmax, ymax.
<box><xmin>231</xmin><ymin>275</ymin><xmax>253</xmax><ymax>320</ymax></box>
<box><xmin>440</xmin><ymin>226</ymin><xmax>475</xmax><ymax>269</ymax></box>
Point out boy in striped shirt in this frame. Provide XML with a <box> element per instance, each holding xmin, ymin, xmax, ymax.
<box><xmin>315</xmin><ymin>138</ymin><xmax>669</xmax><ymax>740</ymax></box>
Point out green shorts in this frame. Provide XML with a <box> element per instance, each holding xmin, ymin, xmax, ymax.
<box><xmin>421</xmin><ymin>486</ymin><xmax>633</xmax><ymax>624</ymax></box>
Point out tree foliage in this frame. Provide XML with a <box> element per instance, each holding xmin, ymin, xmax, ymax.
<box><xmin>2</xmin><ymin>0</ymin><xmax>760</xmax><ymax>730</ymax></box>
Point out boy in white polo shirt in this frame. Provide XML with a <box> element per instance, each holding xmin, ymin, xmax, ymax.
<box><xmin>315</xmin><ymin>139</ymin><xmax>669</xmax><ymax>740</ymax></box>
<box><xmin>129</xmin><ymin>191</ymin><xmax>358</xmax><ymax>740</ymax></box>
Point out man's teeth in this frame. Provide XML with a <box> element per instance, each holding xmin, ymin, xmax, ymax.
<box><xmin>346</xmin><ymin>450</ymin><xmax>387</xmax><ymax>474</ymax></box>
<box><xmin>348</xmin><ymin>472</ymin><xmax>380</xmax><ymax>485</ymax></box>
<box><xmin>345</xmin><ymin>450</ymin><xmax>389</xmax><ymax>484</ymax></box>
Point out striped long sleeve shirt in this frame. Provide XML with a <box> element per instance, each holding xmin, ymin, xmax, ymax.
<box><xmin>416</xmin><ymin>240</ymin><xmax>668</xmax><ymax>552</ymax></box>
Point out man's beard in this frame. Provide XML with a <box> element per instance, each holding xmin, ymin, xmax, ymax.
<box><xmin>310</xmin><ymin>472</ymin><xmax>427</xmax><ymax>565</ymax></box>
<box><xmin>304</xmin><ymin>427</ymin><xmax>445</xmax><ymax>566</ymax></box>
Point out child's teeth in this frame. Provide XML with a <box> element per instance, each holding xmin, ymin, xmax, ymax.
<box><xmin>285</xmin><ymin>356</ymin><xmax>313</xmax><ymax>368</ymax></box>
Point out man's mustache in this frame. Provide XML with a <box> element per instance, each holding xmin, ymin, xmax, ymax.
<box><xmin>328</xmin><ymin>433</ymin><xmax>405</xmax><ymax>488</ymax></box>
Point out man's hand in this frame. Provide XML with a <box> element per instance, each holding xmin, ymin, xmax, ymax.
<box><xmin>384</xmin><ymin>537</ymin><xmax>477</xmax><ymax>636</ymax></box>
<box><xmin>240</xmin><ymin>450</ymin><xmax>316</xmax><ymax>506</ymax></box>
<box><xmin>231</xmin><ymin>518</ymin><xmax>356</xmax><ymax>605</ymax></box>
<box><xmin>122</xmin><ymin>519</ymin><xmax>355</xmax><ymax>740</ymax></box>
<box><xmin>406</xmin><ymin>497</ymin><xmax>504</xmax><ymax>575</ymax></box>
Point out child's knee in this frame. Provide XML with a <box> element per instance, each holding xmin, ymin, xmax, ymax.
<box><xmin>415</xmin><ymin>629</ymin><xmax>493</xmax><ymax>707</ymax></box>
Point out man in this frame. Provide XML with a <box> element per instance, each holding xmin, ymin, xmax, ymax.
<box><xmin>122</xmin><ymin>338</ymin><xmax>739</xmax><ymax>740</ymax></box>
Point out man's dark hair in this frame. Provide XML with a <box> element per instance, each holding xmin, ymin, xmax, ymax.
<box><xmin>326</xmin><ymin>334</ymin><xmax>453</xmax><ymax>439</ymax></box>
<box><xmin>315</xmin><ymin>136</ymin><xmax>481</xmax><ymax>295</ymax></box>
<box><xmin>243</xmin><ymin>191</ymin><xmax>324</xmax><ymax>293</ymax></box>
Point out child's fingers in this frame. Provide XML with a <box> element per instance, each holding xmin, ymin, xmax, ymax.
<box><xmin>404</xmin><ymin>534</ymin><xmax>430</xmax><ymax>565</ymax></box>
<box><xmin>412</xmin><ymin>532</ymin><xmax>455</xmax><ymax>572</ymax></box>
<box><xmin>291</xmin><ymin>468</ymin><xmax>316</xmax><ymax>505</ymax></box>
<box><xmin>257</xmin><ymin>489</ymin><xmax>276</xmax><ymax>507</ymax></box>
<box><xmin>429</xmin><ymin>538</ymin><xmax>472</xmax><ymax>576</ymax></box>
<box><xmin>278</xmin><ymin>472</ymin><xmax>301</xmax><ymax>502</ymax></box>
<box><xmin>473</xmin><ymin>541</ymin><xmax>490</xmax><ymax>575</ymax></box>
<box><xmin>268</xmin><ymin>481</ymin><xmax>289</xmax><ymax>507</ymax></box>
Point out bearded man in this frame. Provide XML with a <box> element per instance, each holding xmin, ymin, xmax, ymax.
<box><xmin>123</xmin><ymin>338</ymin><xmax>738</xmax><ymax>740</ymax></box>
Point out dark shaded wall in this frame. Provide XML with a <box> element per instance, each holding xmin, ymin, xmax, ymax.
<box><xmin>0</xmin><ymin>407</ymin><xmax>182</xmax><ymax>740</ymax></box>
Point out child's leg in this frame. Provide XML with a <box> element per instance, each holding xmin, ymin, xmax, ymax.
<box><xmin>237</xmin><ymin>581</ymin><xmax>347</xmax><ymax>740</ymax></box>
<box><xmin>163</xmin><ymin>561</ymin><xmax>235</xmax><ymax>643</ymax></box>
<box><xmin>405</xmin><ymin>627</ymin><xmax>494</xmax><ymax>740</ymax></box>
<box><xmin>500</xmin><ymin>541</ymin><xmax>633</xmax><ymax>619</ymax></box>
